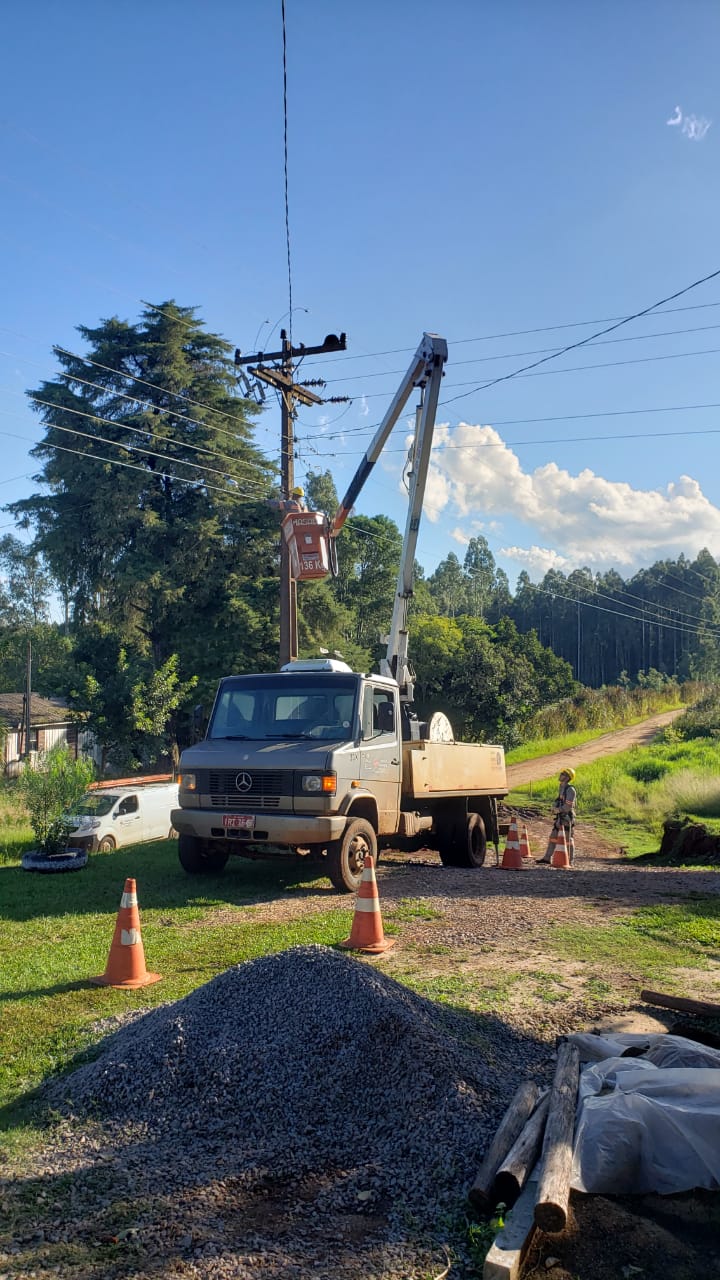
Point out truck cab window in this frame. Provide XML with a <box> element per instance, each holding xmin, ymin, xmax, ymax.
<box><xmin>362</xmin><ymin>687</ymin><xmax>395</xmax><ymax>739</ymax></box>
<box><xmin>117</xmin><ymin>795</ymin><xmax>138</xmax><ymax>816</ymax></box>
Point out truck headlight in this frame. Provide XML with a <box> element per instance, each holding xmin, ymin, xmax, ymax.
<box><xmin>179</xmin><ymin>773</ymin><xmax>197</xmax><ymax>792</ymax></box>
<box><xmin>88</xmin><ymin>819</ymin><xmax>101</xmax><ymax>831</ymax></box>
<box><xmin>301</xmin><ymin>773</ymin><xmax>336</xmax><ymax>794</ymax></box>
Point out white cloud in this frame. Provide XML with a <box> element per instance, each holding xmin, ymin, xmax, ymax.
<box><xmin>359</xmin><ymin>395</ymin><xmax>369</xmax><ymax>417</ymax></box>
<box><xmin>450</xmin><ymin>526</ymin><xmax>470</xmax><ymax>546</ymax></box>
<box><xmin>667</xmin><ymin>105</ymin><xmax>711</xmax><ymax>140</ymax></box>
<box><xmin>500</xmin><ymin>545</ymin><xmax>570</xmax><ymax>576</ymax></box>
<box><xmin>429</xmin><ymin>422</ymin><xmax>720</xmax><ymax>573</ymax></box>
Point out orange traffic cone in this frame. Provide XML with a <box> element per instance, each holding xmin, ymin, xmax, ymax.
<box><xmin>519</xmin><ymin>823</ymin><xmax>532</xmax><ymax>859</ymax></box>
<box><xmin>550</xmin><ymin>825</ymin><xmax>571</xmax><ymax>869</ymax></box>
<box><xmin>91</xmin><ymin>878</ymin><xmax>162</xmax><ymax>988</ymax></box>
<box><xmin>340</xmin><ymin>856</ymin><xmax>395</xmax><ymax>954</ymax></box>
<box><xmin>501</xmin><ymin>819</ymin><xmax>524</xmax><ymax>869</ymax></box>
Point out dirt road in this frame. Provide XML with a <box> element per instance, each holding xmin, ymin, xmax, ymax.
<box><xmin>506</xmin><ymin>707</ymin><xmax>684</xmax><ymax>787</ymax></box>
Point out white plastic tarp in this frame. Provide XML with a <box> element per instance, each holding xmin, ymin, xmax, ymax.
<box><xmin>568</xmin><ymin>1034</ymin><xmax>720</xmax><ymax>1195</ymax></box>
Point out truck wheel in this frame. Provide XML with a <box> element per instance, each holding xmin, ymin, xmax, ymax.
<box><xmin>438</xmin><ymin>813</ymin><xmax>487</xmax><ymax>868</ymax></box>
<box><xmin>98</xmin><ymin>836</ymin><xmax>116</xmax><ymax>853</ymax></box>
<box><xmin>464</xmin><ymin>813</ymin><xmax>487</xmax><ymax>867</ymax></box>
<box><xmin>178</xmin><ymin>834</ymin><xmax>229</xmax><ymax>874</ymax></box>
<box><xmin>326</xmin><ymin>819</ymin><xmax>377</xmax><ymax>893</ymax></box>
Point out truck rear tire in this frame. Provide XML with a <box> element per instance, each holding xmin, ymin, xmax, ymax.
<box><xmin>326</xmin><ymin>819</ymin><xmax>377</xmax><ymax>893</ymax></box>
<box><xmin>438</xmin><ymin>813</ymin><xmax>487</xmax><ymax>868</ymax></box>
<box><xmin>178</xmin><ymin>834</ymin><xmax>229</xmax><ymax>874</ymax></box>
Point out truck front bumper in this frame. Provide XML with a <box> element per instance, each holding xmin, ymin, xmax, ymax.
<box><xmin>170</xmin><ymin>808</ymin><xmax>347</xmax><ymax>847</ymax></box>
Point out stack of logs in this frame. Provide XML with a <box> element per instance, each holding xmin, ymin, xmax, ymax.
<box><xmin>469</xmin><ymin>1039</ymin><xmax>580</xmax><ymax>1235</ymax></box>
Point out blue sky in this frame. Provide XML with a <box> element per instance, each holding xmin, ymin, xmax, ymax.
<box><xmin>2</xmin><ymin>0</ymin><xmax>720</xmax><ymax>588</ymax></box>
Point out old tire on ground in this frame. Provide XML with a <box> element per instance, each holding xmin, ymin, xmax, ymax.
<box><xmin>21</xmin><ymin>849</ymin><xmax>88</xmax><ymax>874</ymax></box>
<box><xmin>98</xmin><ymin>835</ymin><xmax>116</xmax><ymax>853</ymax></box>
<box><xmin>326</xmin><ymin>818</ymin><xmax>377</xmax><ymax>893</ymax></box>
<box><xmin>178</xmin><ymin>833</ymin><xmax>229</xmax><ymax>874</ymax></box>
<box><xmin>438</xmin><ymin>813</ymin><xmax>487</xmax><ymax>868</ymax></box>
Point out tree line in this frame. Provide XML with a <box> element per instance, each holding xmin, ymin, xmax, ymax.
<box><xmin>1</xmin><ymin>302</ymin><xmax>716</xmax><ymax>768</ymax></box>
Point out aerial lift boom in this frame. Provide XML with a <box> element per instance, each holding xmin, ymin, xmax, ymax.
<box><xmin>327</xmin><ymin>332</ymin><xmax>448</xmax><ymax>700</ymax></box>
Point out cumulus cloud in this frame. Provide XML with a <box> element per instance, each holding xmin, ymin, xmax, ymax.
<box><xmin>667</xmin><ymin>105</ymin><xmax>711</xmax><ymax>140</ymax></box>
<box><xmin>450</xmin><ymin>526</ymin><xmax>470</xmax><ymax>546</ymax></box>
<box><xmin>429</xmin><ymin>422</ymin><xmax>720</xmax><ymax>573</ymax></box>
<box><xmin>500</xmin><ymin>545</ymin><xmax>570</xmax><ymax>576</ymax></box>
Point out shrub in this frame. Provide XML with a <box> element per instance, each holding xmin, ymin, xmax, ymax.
<box><xmin>18</xmin><ymin>745</ymin><xmax>95</xmax><ymax>855</ymax></box>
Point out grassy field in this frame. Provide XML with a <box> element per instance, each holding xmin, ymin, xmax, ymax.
<box><xmin>3</xmin><ymin>703</ymin><xmax>719</xmax><ymax>1150</ymax></box>
<box><xmin>509</xmin><ymin>732</ymin><xmax>720</xmax><ymax>856</ymax></box>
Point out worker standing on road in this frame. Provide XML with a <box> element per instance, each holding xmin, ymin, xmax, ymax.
<box><xmin>537</xmin><ymin>768</ymin><xmax>577</xmax><ymax>864</ymax></box>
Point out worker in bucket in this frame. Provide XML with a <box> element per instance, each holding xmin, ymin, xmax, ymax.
<box><xmin>537</xmin><ymin>768</ymin><xmax>577</xmax><ymax>864</ymax></box>
<box><xmin>268</xmin><ymin>485</ymin><xmax>306</xmax><ymax>515</ymax></box>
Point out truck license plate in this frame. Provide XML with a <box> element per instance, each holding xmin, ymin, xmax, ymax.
<box><xmin>222</xmin><ymin>814</ymin><xmax>255</xmax><ymax>831</ymax></box>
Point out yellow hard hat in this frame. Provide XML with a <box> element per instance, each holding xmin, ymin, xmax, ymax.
<box><xmin>291</xmin><ymin>485</ymin><xmax>305</xmax><ymax>497</ymax></box>
<box><xmin>559</xmin><ymin>767</ymin><xmax>575</xmax><ymax>782</ymax></box>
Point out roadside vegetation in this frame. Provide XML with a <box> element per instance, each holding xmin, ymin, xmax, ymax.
<box><xmin>510</xmin><ymin>688</ymin><xmax>720</xmax><ymax>856</ymax></box>
<box><xmin>507</xmin><ymin>679</ymin><xmax>693</xmax><ymax>763</ymax></box>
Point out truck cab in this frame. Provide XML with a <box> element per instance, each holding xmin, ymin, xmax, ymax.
<box><xmin>172</xmin><ymin>660</ymin><xmax>404</xmax><ymax>891</ymax></box>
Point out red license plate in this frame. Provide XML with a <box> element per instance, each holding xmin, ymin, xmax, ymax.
<box><xmin>222</xmin><ymin>814</ymin><xmax>255</xmax><ymax>831</ymax></box>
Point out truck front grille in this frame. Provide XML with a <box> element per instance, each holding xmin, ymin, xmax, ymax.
<box><xmin>208</xmin><ymin>770</ymin><xmax>293</xmax><ymax>810</ymax></box>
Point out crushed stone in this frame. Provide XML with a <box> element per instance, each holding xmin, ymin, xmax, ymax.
<box><xmin>36</xmin><ymin>945</ymin><xmax>553</xmax><ymax>1276</ymax></box>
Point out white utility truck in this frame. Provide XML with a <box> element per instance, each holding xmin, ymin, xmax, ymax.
<box><xmin>172</xmin><ymin>335</ymin><xmax>508</xmax><ymax>891</ymax></box>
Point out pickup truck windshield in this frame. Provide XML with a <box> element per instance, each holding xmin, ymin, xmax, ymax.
<box><xmin>208</xmin><ymin>674</ymin><xmax>359</xmax><ymax>742</ymax></box>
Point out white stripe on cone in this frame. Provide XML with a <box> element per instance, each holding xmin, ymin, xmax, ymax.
<box><xmin>121</xmin><ymin>892</ymin><xmax>138</xmax><ymax>907</ymax></box>
<box><xmin>120</xmin><ymin>928</ymin><xmax>141</xmax><ymax>946</ymax></box>
<box><xmin>354</xmin><ymin>899</ymin><xmax>382</xmax><ymax>912</ymax></box>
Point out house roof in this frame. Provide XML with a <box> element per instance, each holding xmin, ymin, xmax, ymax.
<box><xmin>0</xmin><ymin>694</ymin><xmax>73</xmax><ymax>728</ymax></box>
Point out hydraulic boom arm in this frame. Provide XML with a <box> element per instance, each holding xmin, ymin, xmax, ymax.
<box><xmin>329</xmin><ymin>332</ymin><xmax>448</xmax><ymax>700</ymax></box>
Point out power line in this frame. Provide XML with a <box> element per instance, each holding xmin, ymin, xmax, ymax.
<box><xmin>298</xmin><ymin>299</ymin><xmax>720</xmax><ymax>367</ymax></box>
<box><xmin>317</xmin><ymin>319</ymin><xmax>720</xmax><ymax>386</ymax></box>
<box><xmin>19</xmin><ymin>395</ymin><xmax>272</xmax><ymax>491</ymax></box>
<box><xmin>526</xmin><ymin>580</ymin><xmax>720</xmax><ymax>640</ymax></box>
<box><xmin>439</xmin><ymin>266</ymin><xmax>720</xmax><ymax>407</ymax></box>
<box><xmin>0</xmin><ymin>426</ymin><xmax>269</xmax><ymax>504</ymax></box>
<box><xmin>0</xmin><ymin>407</ymin><xmax>271</xmax><ymax>496</ymax></box>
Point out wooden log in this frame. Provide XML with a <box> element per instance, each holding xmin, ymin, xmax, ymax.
<box><xmin>493</xmin><ymin>1092</ymin><xmax>550</xmax><ymax>1206</ymax></box>
<box><xmin>534</xmin><ymin>1040</ymin><xmax>580</xmax><ymax>1234</ymax></box>
<box><xmin>640</xmin><ymin>989</ymin><xmax>720</xmax><ymax>1019</ymax></box>
<box><xmin>468</xmin><ymin>1081</ymin><xmax>540</xmax><ymax>1209</ymax></box>
<box><xmin>483</xmin><ymin>1166</ymin><xmax>540</xmax><ymax>1280</ymax></box>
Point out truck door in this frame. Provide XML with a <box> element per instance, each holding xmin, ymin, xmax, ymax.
<box><xmin>359</xmin><ymin>685</ymin><xmax>401</xmax><ymax>835</ymax></box>
<box><xmin>114</xmin><ymin>793</ymin><xmax>143</xmax><ymax>846</ymax></box>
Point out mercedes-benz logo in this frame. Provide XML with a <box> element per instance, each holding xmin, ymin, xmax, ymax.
<box><xmin>235</xmin><ymin>772</ymin><xmax>253</xmax><ymax>793</ymax></box>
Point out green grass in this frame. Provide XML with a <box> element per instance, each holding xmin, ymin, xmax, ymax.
<box><xmin>0</xmin><ymin>781</ymin><xmax>33</xmax><ymax>864</ymax></box>
<box><xmin>0</xmin><ymin>840</ymin><xmax>355</xmax><ymax>1122</ymax></box>
<box><xmin>509</xmin><ymin>735</ymin><xmax>720</xmax><ymax>853</ymax></box>
<box><xmin>550</xmin><ymin>897</ymin><xmax>720</xmax><ymax>984</ymax></box>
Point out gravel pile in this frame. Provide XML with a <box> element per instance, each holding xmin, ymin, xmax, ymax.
<box><xmin>45</xmin><ymin>946</ymin><xmax>548</xmax><ymax>1232</ymax></box>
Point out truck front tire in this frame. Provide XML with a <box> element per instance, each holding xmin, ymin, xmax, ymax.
<box><xmin>326</xmin><ymin>818</ymin><xmax>377</xmax><ymax>893</ymax></box>
<box><xmin>438</xmin><ymin>812</ymin><xmax>487</xmax><ymax>868</ymax></box>
<box><xmin>178</xmin><ymin>834</ymin><xmax>229</xmax><ymax>874</ymax></box>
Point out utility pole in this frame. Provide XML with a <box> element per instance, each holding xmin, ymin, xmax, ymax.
<box><xmin>23</xmin><ymin>637</ymin><xmax>32</xmax><ymax>759</ymax></box>
<box><xmin>234</xmin><ymin>329</ymin><xmax>348</xmax><ymax>667</ymax></box>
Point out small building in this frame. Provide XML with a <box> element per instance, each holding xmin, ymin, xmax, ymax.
<box><xmin>0</xmin><ymin>694</ymin><xmax>97</xmax><ymax>776</ymax></box>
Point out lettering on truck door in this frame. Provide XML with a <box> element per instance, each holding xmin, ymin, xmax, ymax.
<box><xmin>359</xmin><ymin>686</ymin><xmax>401</xmax><ymax>834</ymax></box>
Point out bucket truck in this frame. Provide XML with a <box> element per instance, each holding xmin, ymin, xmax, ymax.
<box><xmin>172</xmin><ymin>334</ymin><xmax>508</xmax><ymax>891</ymax></box>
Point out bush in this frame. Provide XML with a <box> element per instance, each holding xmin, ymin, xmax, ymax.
<box><xmin>18</xmin><ymin>745</ymin><xmax>95</xmax><ymax>855</ymax></box>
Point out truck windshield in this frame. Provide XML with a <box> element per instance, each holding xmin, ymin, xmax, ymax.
<box><xmin>208</xmin><ymin>674</ymin><xmax>359</xmax><ymax>742</ymax></box>
<box><xmin>74</xmin><ymin>794</ymin><xmax>119</xmax><ymax>817</ymax></box>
